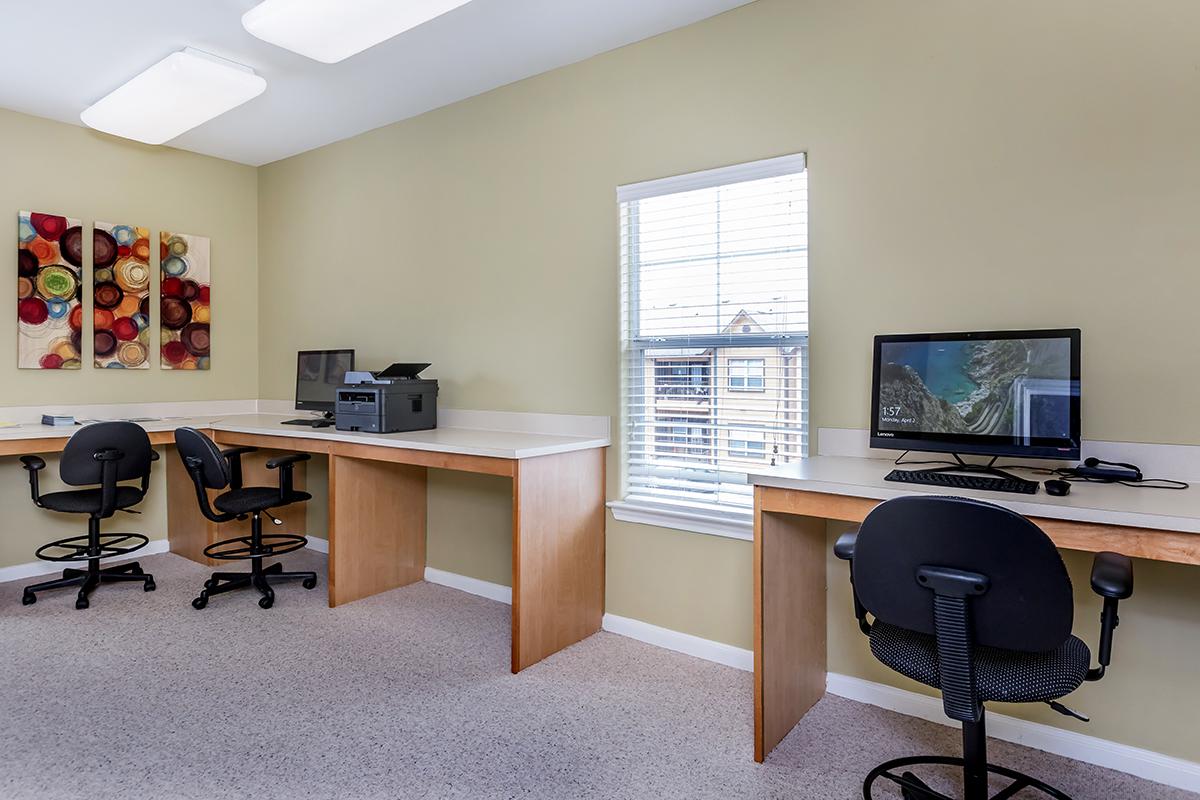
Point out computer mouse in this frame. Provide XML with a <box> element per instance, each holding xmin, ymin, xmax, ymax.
<box><xmin>1044</xmin><ymin>479</ymin><xmax>1071</xmax><ymax>497</ymax></box>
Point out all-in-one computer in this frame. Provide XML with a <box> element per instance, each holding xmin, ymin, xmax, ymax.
<box><xmin>870</xmin><ymin>329</ymin><xmax>1081</xmax><ymax>494</ymax></box>
<box><xmin>281</xmin><ymin>349</ymin><xmax>356</xmax><ymax>428</ymax></box>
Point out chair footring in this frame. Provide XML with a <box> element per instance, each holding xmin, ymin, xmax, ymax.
<box><xmin>35</xmin><ymin>533</ymin><xmax>150</xmax><ymax>562</ymax></box>
<box><xmin>202</xmin><ymin>533</ymin><xmax>307</xmax><ymax>561</ymax></box>
<box><xmin>863</xmin><ymin>755</ymin><xmax>1074</xmax><ymax>800</ymax></box>
<box><xmin>22</xmin><ymin>561</ymin><xmax>156</xmax><ymax>608</ymax></box>
<box><xmin>192</xmin><ymin>560</ymin><xmax>318</xmax><ymax>610</ymax></box>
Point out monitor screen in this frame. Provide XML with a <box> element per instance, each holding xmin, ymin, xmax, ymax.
<box><xmin>295</xmin><ymin>349</ymin><xmax>355</xmax><ymax>412</ymax></box>
<box><xmin>870</xmin><ymin>329</ymin><xmax>1080</xmax><ymax>460</ymax></box>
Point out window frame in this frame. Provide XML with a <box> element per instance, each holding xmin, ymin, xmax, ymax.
<box><xmin>728</xmin><ymin>358</ymin><xmax>767</xmax><ymax>392</ymax></box>
<box><xmin>612</xmin><ymin>154</ymin><xmax>809</xmax><ymax>540</ymax></box>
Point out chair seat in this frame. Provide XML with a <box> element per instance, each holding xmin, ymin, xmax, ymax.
<box><xmin>39</xmin><ymin>486</ymin><xmax>144</xmax><ymax>514</ymax></box>
<box><xmin>870</xmin><ymin>621</ymin><xmax>1091</xmax><ymax>704</ymax></box>
<box><xmin>214</xmin><ymin>487</ymin><xmax>312</xmax><ymax>515</ymax></box>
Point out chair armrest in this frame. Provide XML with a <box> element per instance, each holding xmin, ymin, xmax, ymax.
<box><xmin>1091</xmin><ymin>552</ymin><xmax>1133</xmax><ymax>599</ymax></box>
<box><xmin>834</xmin><ymin>530</ymin><xmax>858</xmax><ymax>561</ymax></box>
<box><xmin>833</xmin><ymin>530</ymin><xmax>870</xmax><ymax>635</ymax></box>
<box><xmin>19</xmin><ymin>455</ymin><xmax>46</xmax><ymax>471</ymax></box>
<box><xmin>221</xmin><ymin>446</ymin><xmax>256</xmax><ymax>490</ymax></box>
<box><xmin>1086</xmin><ymin>552</ymin><xmax>1134</xmax><ymax>682</ymax></box>
<box><xmin>266</xmin><ymin>453</ymin><xmax>311</xmax><ymax>470</ymax></box>
<box><xmin>150</xmin><ymin>450</ymin><xmax>160</xmax><ymax>462</ymax></box>
<box><xmin>19</xmin><ymin>455</ymin><xmax>46</xmax><ymax>507</ymax></box>
<box><xmin>267</xmin><ymin>453</ymin><xmax>309</xmax><ymax>497</ymax></box>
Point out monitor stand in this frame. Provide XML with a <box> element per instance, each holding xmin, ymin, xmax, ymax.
<box><xmin>281</xmin><ymin>411</ymin><xmax>335</xmax><ymax>428</ymax></box>
<box><xmin>914</xmin><ymin>453</ymin><xmax>1024</xmax><ymax>483</ymax></box>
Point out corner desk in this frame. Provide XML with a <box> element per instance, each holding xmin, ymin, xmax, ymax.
<box><xmin>748</xmin><ymin>455</ymin><xmax>1200</xmax><ymax>762</ymax></box>
<box><xmin>0</xmin><ymin>413</ymin><xmax>609</xmax><ymax>674</ymax></box>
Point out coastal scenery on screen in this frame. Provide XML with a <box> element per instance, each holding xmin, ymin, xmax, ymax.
<box><xmin>94</xmin><ymin>222</ymin><xmax>152</xmax><ymax>369</ymax></box>
<box><xmin>160</xmin><ymin>231</ymin><xmax>211</xmax><ymax>370</ymax></box>
<box><xmin>876</xmin><ymin>338</ymin><xmax>1074</xmax><ymax>441</ymax></box>
<box><xmin>17</xmin><ymin>211</ymin><xmax>83</xmax><ymax>369</ymax></box>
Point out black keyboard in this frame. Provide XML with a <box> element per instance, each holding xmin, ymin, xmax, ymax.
<box><xmin>884</xmin><ymin>469</ymin><xmax>1039</xmax><ymax>495</ymax></box>
<box><xmin>281</xmin><ymin>418</ymin><xmax>334</xmax><ymax>428</ymax></box>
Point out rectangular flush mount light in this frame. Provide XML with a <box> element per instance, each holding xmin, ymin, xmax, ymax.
<box><xmin>80</xmin><ymin>48</ymin><xmax>266</xmax><ymax>145</ymax></box>
<box><xmin>243</xmin><ymin>0</ymin><xmax>474</xmax><ymax>63</ymax></box>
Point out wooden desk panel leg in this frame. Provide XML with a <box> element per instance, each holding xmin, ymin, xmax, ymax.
<box><xmin>511</xmin><ymin>448</ymin><xmax>605</xmax><ymax>673</ymax></box>
<box><xmin>327</xmin><ymin>455</ymin><xmax>427</xmax><ymax>607</ymax></box>
<box><xmin>754</xmin><ymin>487</ymin><xmax>827</xmax><ymax>762</ymax></box>
<box><xmin>166</xmin><ymin>450</ymin><xmax>214</xmax><ymax>565</ymax></box>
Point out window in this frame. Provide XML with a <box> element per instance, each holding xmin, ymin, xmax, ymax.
<box><xmin>728</xmin><ymin>429</ymin><xmax>767</xmax><ymax>460</ymax></box>
<box><xmin>616</xmin><ymin>154</ymin><xmax>809</xmax><ymax>529</ymax></box>
<box><xmin>728</xmin><ymin>358</ymin><xmax>766</xmax><ymax>391</ymax></box>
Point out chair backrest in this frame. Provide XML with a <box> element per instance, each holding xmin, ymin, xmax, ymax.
<box><xmin>853</xmin><ymin>495</ymin><xmax>1074</xmax><ymax>653</ymax></box>
<box><xmin>60</xmin><ymin>421</ymin><xmax>153</xmax><ymax>486</ymax></box>
<box><xmin>174</xmin><ymin>427</ymin><xmax>230</xmax><ymax>490</ymax></box>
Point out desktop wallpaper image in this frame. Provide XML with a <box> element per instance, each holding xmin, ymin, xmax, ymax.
<box><xmin>876</xmin><ymin>337</ymin><xmax>1074</xmax><ymax>440</ymax></box>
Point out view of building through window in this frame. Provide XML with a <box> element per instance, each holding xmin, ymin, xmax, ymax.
<box><xmin>620</xmin><ymin>157</ymin><xmax>808</xmax><ymax>514</ymax></box>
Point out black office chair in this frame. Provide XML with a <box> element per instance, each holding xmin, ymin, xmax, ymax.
<box><xmin>834</xmin><ymin>495</ymin><xmax>1133</xmax><ymax>800</ymax></box>
<box><xmin>19</xmin><ymin>422</ymin><xmax>158</xmax><ymax>609</ymax></box>
<box><xmin>174</xmin><ymin>427</ymin><xmax>317</xmax><ymax>609</ymax></box>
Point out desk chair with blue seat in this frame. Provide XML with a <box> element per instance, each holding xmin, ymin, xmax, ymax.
<box><xmin>174</xmin><ymin>427</ymin><xmax>317</xmax><ymax>610</ymax></box>
<box><xmin>19</xmin><ymin>421</ymin><xmax>158</xmax><ymax>609</ymax></box>
<box><xmin>835</xmin><ymin>495</ymin><xmax>1133</xmax><ymax>800</ymax></box>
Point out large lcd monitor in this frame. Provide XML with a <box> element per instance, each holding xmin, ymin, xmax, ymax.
<box><xmin>870</xmin><ymin>329</ymin><xmax>1081</xmax><ymax>460</ymax></box>
<box><xmin>295</xmin><ymin>349</ymin><xmax>355</xmax><ymax>413</ymax></box>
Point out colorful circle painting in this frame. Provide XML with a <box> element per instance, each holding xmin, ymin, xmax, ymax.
<box><xmin>159</xmin><ymin>231</ymin><xmax>210</xmax><ymax>370</ymax></box>
<box><xmin>93</xmin><ymin>222</ymin><xmax>151</xmax><ymax>369</ymax></box>
<box><xmin>17</xmin><ymin>211</ymin><xmax>81</xmax><ymax>369</ymax></box>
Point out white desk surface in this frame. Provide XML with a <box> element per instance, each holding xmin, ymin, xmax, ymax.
<box><xmin>0</xmin><ymin>413</ymin><xmax>610</xmax><ymax>461</ymax></box>
<box><xmin>748</xmin><ymin>456</ymin><xmax>1200</xmax><ymax>534</ymax></box>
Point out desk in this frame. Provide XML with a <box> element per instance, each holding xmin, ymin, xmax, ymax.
<box><xmin>747</xmin><ymin>455</ymin><xmax>1200</xmax><ymax>762</ymax></box>
<box><xmin>1</xmin><ymin>413</ymin><xmax>609</xmax><ymax>673</ymax></box>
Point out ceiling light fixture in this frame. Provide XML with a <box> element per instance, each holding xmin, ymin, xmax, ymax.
<box><xmin>80</xmin><ymin>48</ymin><xmax>266</xmax><ymax>145</ymax></box>
<box><xmin>242</xmin><ymin>0</ymin><xmax>474</xmax><ymax>64</ymax></box>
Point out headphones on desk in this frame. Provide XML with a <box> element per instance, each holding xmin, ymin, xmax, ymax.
<box><xmin>1081</xmin><ymin>457</ymin><xmax>1143</xmax><ymax>481</ymax></box>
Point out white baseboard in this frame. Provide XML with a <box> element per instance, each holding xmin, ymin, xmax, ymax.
<box><xmin>305</xmin><ymin>535</ymin><xmax>329</xmax><ymax>554</ymax></box>
<box><xmin>423</xmin><ymin>567</ymin><xmax>512</xmax><ymax>604</ymax></box>
<box><xmin>601</xmin><ymin>612</ymin><xmax>754</xmax><ymax>671</ymax></box>
<box><xmin>826</xmin><ymin>673</ymin><xmax>1200</xmax><ymax>794</ymax></box>
<box><xmin>0</xmin><ymin>538</ymin><xmax>172</xmax><ymax>584</ymax></box>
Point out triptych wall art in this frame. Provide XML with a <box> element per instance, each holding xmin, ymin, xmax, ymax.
<box><xmin>15</xmin><ymin>211</ymin><xmax>211</xmax><ymax>371</ymax></box>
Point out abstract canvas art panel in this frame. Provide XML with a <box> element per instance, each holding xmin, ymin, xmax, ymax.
<box><xmin>94</xmin><ymin>222</ymin><xmax>152</xmax><ymax>369</ymax></box>
<box><xmin>160</xmin><ymin>231</ymin><xmax>210</xmax><ymax>370</ymax></box>
<box><xmin>18</xmin><ymin>211</ymin><xmax>83</xmax><ymax>369</ymax></box>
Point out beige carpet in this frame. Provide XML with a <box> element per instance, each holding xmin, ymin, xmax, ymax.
<box><xmin>0</xmin><ymin>551</ymin><xmax>1190</xmax><ymax>800</ymax></box>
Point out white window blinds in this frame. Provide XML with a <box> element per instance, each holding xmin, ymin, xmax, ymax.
<box><xmin>618</xmin><ymin>154</ymin><xmax>809</xmax><ymax>520</ymax></box>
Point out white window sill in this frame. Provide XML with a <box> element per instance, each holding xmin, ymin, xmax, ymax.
<box><xmin>606</xmin><ymin>500</ymin><xmax>753</xmax><ymax>541</ymax></box>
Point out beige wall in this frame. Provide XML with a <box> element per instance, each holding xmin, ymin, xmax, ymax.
<box><xmin>257</xmin><ymin>0</ymin><xmax>1200</xmax><ymax>761</ymax></box>
<box><xmin>0</xmin><ymin>108</ymin><xmax>259</xmax><ymax>560</ymax></box>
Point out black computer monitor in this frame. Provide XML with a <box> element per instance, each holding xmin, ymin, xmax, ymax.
<box><xmin>870</xmin><ymin>329</ymin><xmax>1081</xmax><ymax>460</ymax></box>
<box><xmin>295</xmin><ymin>349</ymin><xmax>355</xmax><ymax>415</ymax></box>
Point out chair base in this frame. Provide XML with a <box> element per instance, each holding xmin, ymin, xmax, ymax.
<box><xmin>192</xmin><ymin>559</ymin><xmax>317</xmax><ymax>610</ymax></box>
<box><xmin>22</xmin><ymin>560</ymin><xmax>156</xmax><ymax>610</ymax></box>
<box><xmin>863</xmin><ymin>755</ymin><xmax>1073</xmax><ymax>800</ymax></box>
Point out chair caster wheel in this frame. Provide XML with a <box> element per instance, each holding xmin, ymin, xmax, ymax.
<box><xmin>258</xmin><ymin>596</ymin><xmax>274</xmax><ymax>609</ymax></box>
<box><xmin>192</xmin><ymin>594</ymin><xmax>208</xmax><ymax>610</ymax></box>
<box><xmin>75</xmin><ymin>597</ymin><xmax>89</xmax><ymax>610</ymax></box>
<box><xmin>144</xmin><ymin>580</ymin><xmax>156</xmax><ymax>592</ymax></box>
<box><xmin>302</xmin><ymin>577</ymin><xmax>317</xmax><ymax>590</ymax></box>
<box><xmin>22</xmin><ymin>593</ymin><xmax>36</xmax><ymax>606</ymax></box>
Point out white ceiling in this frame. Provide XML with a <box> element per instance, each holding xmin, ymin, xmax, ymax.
<box><xmin>0</xmin><ymin>0</ymin><xmax>755</xmax><ymax>166</ymax></box>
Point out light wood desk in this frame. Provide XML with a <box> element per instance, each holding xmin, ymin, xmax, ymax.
<box><xmin>747</xmin><ymin>455</ymin><xmax>1200</xmax><ymax>762</ymax></box>
<box><xmin>1</xmin><ymin>413</ymin><xmax>609</xmax><ymax>673</ymax></box>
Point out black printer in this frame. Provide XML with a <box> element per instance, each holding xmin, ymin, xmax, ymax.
<box><xmin>335</xmin><ymin>363</ymin><xmax>438</xmax><ymax>434</ymax></box>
